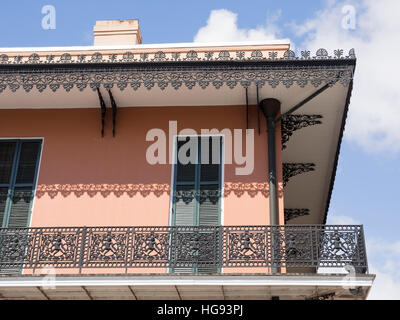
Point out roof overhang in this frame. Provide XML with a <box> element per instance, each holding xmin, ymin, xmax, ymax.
<box><xmin>0</xmin><ymin>46</ymin><xmax>356</xmax><ymax>223</ymax></box>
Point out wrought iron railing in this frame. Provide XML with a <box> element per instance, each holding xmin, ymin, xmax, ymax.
<box><xmin>0</xmin><ymin>225</ymin><xmax>368</xmax><ymax>274</ymax></box>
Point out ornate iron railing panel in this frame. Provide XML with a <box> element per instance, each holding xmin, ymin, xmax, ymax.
<box><xmin>0</xmin><ymin>225</ymin><xmax>368</xmax><ymax>274</ymax></box>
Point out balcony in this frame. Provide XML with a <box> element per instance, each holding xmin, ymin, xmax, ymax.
<box><xmin>0</xmin><ymin>225</ymin><xmax>368</xmax><ymax>275</ymax></box>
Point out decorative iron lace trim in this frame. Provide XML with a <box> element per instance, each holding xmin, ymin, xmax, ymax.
<box><xmin>283</xmin><ymin>163</ymin><xmax>316</xmax><ymax>187</ymax></box>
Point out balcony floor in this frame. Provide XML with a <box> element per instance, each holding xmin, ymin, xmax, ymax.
<box><xmin>0</xmin><ymin>273</ymin><xmax>375</xmax><ymax>300</ymax></box>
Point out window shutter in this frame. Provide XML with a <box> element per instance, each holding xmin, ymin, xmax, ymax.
<box><xmin>7</xmin><ymin>188</ymin><xmax>34</xmax><ymax>228</ymax></box>
<box><xmin>198</xmin><ymin>185</ymin><xmax>219</xmax><ymax>226</ymax></box>
<box><xmin>6</xmin><ymin>142</ymin><xmax>41</xmax><ymax>228</ymax></box>
<box><xmin>0</xmin><ymin>141</ymin><xmax>41</xmax><ymax>229</ymax></box>
<box><xmin>0</xmin><ymin>142</ymin><xmax>16</xmax><ymax>185</ymax></box>
<box><xmin>0</xmin><ymin>142</ymin><xmax>16</xmax><ymax>228</ymax></box>
<box><xmin>198</xmin><ymin>137</ymin><xmax>221</xmax><ymax>227</ymax></box>
<box><xmin>174</xmin><ymin>185</ymin><xmax>196</xmax><ymax>226</ymax></box>
<box><xmin>15</xmin><ymin>142</ymin><xmax>41</xmax><ymax>184</ymax></box>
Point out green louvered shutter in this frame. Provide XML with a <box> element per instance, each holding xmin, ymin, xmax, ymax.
<box><xmin>7</xmin><ymin>142</ymin><xmax>41</xmax><ymax>228</ymax></box>
<box><xmin>172</xmin><ymin>138</ymin><xmax>197</xmax><ymax>273</ymax></box>
<box><xmin>197</xmin><ymin>137</ymin><xmax>221</xmax><ymax>273</ymax></box>
<box><xmin>0</xmin><ymin>142</ymin><xmax>17</xmax><ymax>227</ymax></box>
<box><xmin>198</xmin><ymin>136</ymin><xmax>221</xmax><ymax>227</ymax></box>
<box><xmin>173</xmin><ymin>137</ymin><xmax>197</xmax><ymax>226</ymax></box>
<box><xmin>0</xmin><ymin>141</ymin><xmax>41</xmax><ymax>274</ymax></box>
<box><xmin>7</xmin><ymin>188</ymin><xmax>35</xmax><ymax>228</ymax></box>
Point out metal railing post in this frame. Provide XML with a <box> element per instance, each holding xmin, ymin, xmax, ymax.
<box><xmin>78</xmin><ymin>227</ymin><xmax>87</xmax><ymax>274</ymax></box>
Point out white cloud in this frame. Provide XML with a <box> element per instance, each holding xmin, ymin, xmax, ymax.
<box><xmin>367</xmin><ymin>238</ymin><xmax>400</xmax><ymax>299</ymax></box>
<box><xmin>194</xmin><ymin>9</ymin><xmax>281</xmax><ymax>43</ymax></box>
<box><xmin>293</xmin><ymin>0</ymin><xmax>400</xmax><ymax>153</ymax></box>
<box><xmin>328</xmin><ymin>214</ymin><xmax>360</xmax><ymax>225</ymax></box>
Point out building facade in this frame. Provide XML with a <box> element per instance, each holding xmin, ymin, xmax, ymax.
<box><xmin>0</xmin><ymin>20</ymin><xmax>374</xmax><ymax>300</ymax></box>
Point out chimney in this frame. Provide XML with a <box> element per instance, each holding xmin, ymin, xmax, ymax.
<box><xmin>93</xmin><ymin>20</ymin><xmax>142</xmax><ymax>46</ymax></box>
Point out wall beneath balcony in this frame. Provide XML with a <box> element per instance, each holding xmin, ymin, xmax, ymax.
<box><xmin>0</xmin><ymin>105</ymin><xmax>284</xmax><ymax>228</ymax></box>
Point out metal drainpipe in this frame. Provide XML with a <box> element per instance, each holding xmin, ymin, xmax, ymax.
<box><xmin>259</xmin><ymin>99</ymin><xmax>281</xmax><ymax>226</ymax></box>
<box><xmin>260</xmin><ymin>98</ymin><xmax>281</xmax><ymax>274</ymax></box>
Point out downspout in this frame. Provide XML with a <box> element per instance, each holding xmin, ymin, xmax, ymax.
<box><xmin>259</xmin><ymin>99</ymin><xmax>281</xmax><ymax>226</ymax></box>
<box><xmin>259</xmin><ymin>99</ymin><xmax>281</xmax><ymax>274</ymax></box>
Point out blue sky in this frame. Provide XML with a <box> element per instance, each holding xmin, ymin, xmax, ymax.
<box><xmin>1</xmin><ymin>0</ymin><xmax>399</xmax><ymax>299</ymax></box>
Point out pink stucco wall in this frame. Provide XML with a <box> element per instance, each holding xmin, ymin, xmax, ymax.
<box><xmin>0</xmin><ymin>104</ymin><xmax>284</xmax><ymax>274</ymax></box>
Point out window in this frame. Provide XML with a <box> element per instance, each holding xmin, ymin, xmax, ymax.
<box><xmin>0</xmin><ymin>140</ymin><xmax>42</xmax><ymax>228</ymax></box>
<box><xmin>170</xmin><ymin>136</ymin><xmax>223</xmax><ymax>274</ymax></box>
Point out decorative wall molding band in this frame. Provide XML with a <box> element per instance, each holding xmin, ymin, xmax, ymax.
<box><xmin>283</xmin><ymin>163</ymin><xmax>316</xmax><ymax>187</ymax></box>
<box><xmin>281</xmin><ymin>115</ymin><xmax>323</xmax><ymax>149</ymax></box>
<box><xmin>35</xmin><ymin>182</ymin><xmax>271</xmax><ymax>199</ymax></box>
<box><xmin>0</xmin><ymin>48</ymin><xmax>356</xmax><ymax>66</ymax></box>
<box><xmin>284</xmin><ymin>208</ymin><xmax>311</xmax><ymax>223</ymax></box>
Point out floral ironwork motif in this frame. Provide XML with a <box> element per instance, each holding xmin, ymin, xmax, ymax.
<box><xmin>85</xmin><ymin>229</ymin><xmax>129</xmax><ymax>267</ymax></box>
<box><xmin>37</xmin><ymin>230</ymin><xmax>80</xmax><ymax>266</ymax></box>
<box><xmin>122</xmin><ymin>52</ymin><xmax>134</xmax><ymax>62</ymax></box>
<box><xmin>283</xmin><ymin>163</ymin><xmax>316</xmax><ymax>187</ymax></box>
<box><xmin>318</xmin><ymin>227</ymin><xmax>364</xmax><ymax>267</ymax></box>
<box><xmin>60</xmin><ymin>53</ymin><xmax>72</xmax><ymax>63</ymax></box>
<box><xmin>272</xmin><ymin>227</ymin><xmax>314</xmax><ymax>265</ymax></box>
<box><xmin>171</xmin><ymin>228</ymin><xmax>219</xmax><ymax>269</ymax></box>
<box><xmin>227</xmin><ymin>229</ymin><xmax>266</xmax><ymax>265</ymax></box>
<box><xmin>0</xmin><ymin>230</ymin><xmax>34</xmax><ymax>271</ymax></box>
<box><xmin>153</xmin><ymin>51</ymin><xmax>167</xmax><ymax>61</ymax></box>
<box><xmin>132</xmin><ymin>229</ymin><xmax>169</xmax><ymax>266</ymax></box>
<box><xmin>217</xmin><ymin>50</ymin><xmax>231</xmax><ymax>60</ymax></box>
<box><xmin>281</xmin><ymin>115</ymin><xmax>323</xmax><ymax>149</ymax></box>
